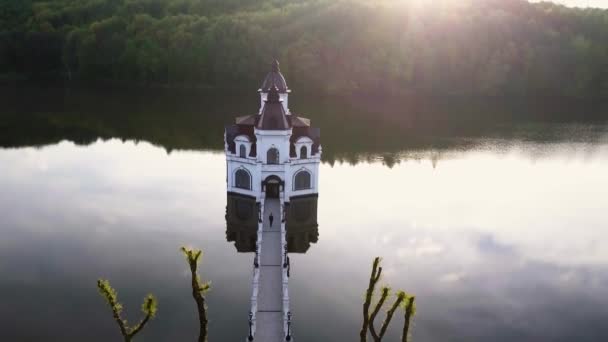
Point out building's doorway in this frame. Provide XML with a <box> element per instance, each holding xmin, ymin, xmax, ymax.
<box><xmin>266</xmin><ymin>182</ymin><xmax>280</xmax><ymax>198</ymax></box>
<box><xmin>264</xmin><ymin>176</ymin><xmax>282</xmax><ymax>198</ymax></box>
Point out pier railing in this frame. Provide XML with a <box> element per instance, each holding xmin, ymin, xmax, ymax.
<box><xmin>280</xmin><ymin>197</ymin><xmax>292</xmax><ymax>341</ymax></box>
<box><xmin>246</xmin><ymin>195</ymin><xmax>292</xmax><ymax>341</ymax></box>
<box><xmin>247</xmin><ymin>199</ymin><xmax>265</xmax><ymax>341</ymax></box>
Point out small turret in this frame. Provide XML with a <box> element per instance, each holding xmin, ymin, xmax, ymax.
<box><xmin>259</xmin><ymin>59</ymin><xmax>290</xmax><ymax>114</ymax></box>
<box><xmin>260</xmin><ymin>60</ymin><xmax>288</xmax><ymax>92</ymax></box>
<box><xmin>256</xmin><ymin>86</ymin><xmax>290</xmax><ymax>130</ymax></box>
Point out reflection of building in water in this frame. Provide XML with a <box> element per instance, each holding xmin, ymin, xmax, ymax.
<box><xmin>225</xmin><ymin>193</ymin><xmax>258</xmax><ymax>253</ymax></box>
<box><xmin>285</xmin><ymin>196</ymin><xmax>319</xmax><ymax>253</ymax></box>
<box><xmin>224</xmin><ymin>60</ymin><xmax>321</xmax><ymax>341</ymax></box>
<box><xmin>226</xmin><ymin>193</ymin><xmax>319</xmax><ymax>253</ymax></box>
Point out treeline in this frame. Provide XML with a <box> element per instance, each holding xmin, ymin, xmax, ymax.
<box><xmin>2</xmin><ymin>0</ymin><xmax>608</xmax><ymax>97</ymax></box>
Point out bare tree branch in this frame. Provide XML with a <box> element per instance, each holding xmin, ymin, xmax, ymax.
<box><xmin>378</xmin><ymin>291</ymin><xmax>406</xmax><ymax>340</ymax></box>
<box><xmin>401</xmin><ymin>296</ymin><xmax>416</xmax><ymax>342</ymax></box>
<box><xmin>369</xmin><ymin>287</ymin><xmax>390</xmax><ymax>341</ymax></box>
<box><xmin>181</xmin><ymin>247</ymin><xmax>211</xmax><ymax>342</ymax></box>
<box><xmin>360</xmin><ymin>257</ymin><xmax>382</xmax><ymax>342</ymax></box>
<box><xmin>97</xmin><ymin>279</ymin><xmax>157</xmax><ymax>342</ymax></box>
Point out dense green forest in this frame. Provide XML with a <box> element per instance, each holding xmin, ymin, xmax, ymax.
<box><xmin>1</xmin><ymin>0</ymin><xmax>608</xmax><ymax>97</ymax></box>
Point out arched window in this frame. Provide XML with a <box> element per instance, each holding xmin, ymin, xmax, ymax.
<box><xmin>239</xmin><ymin>145</ymin><xmax>247</xmax><ymax>158</ymax></box>
<box><xmin>267</xmin><ymin>148</ymin><xmax>279</xmax><ymax>164</ymax></box>
<box><xmin>294</xmin><ymin>170</ymin><xmax>311</xmax><ymax>190</ymax></box>
<box><xmin>300</xmin><ymin>146</ymin><xmax>307</xmax><ymax>159</ymax></box>
<box><xmin>235</xmin><ymin>169</ymin><xmax>251</xmax><ymax>190</ymax></box>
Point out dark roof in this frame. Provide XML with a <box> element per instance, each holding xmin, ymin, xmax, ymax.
<box><xmin>225</xmin><ymin>123</ymin><xmax>256</xmax><ymax>156</ymax></box>
<box><xmin>256</xmin><ymin>87</ymin><xmax>290</xmax><ymax>130</ymax></box>
<box><xmin>290</xmin><ymin>116</ymin><xmax>310</xmax><ymax>127</ymax></box>
<box><xmin>260</xmin><ymin>60</ymin><xmax>288</xmax><ymax>92</ymax></box>
<box><xmin>290</xmin><ymin>126</ymin><xmax>321</xmax><ymax>157</ymax></box>
<box><xmin>225</xmin><ymin>124</ymin><xmax>239</xmax><ymax>151</ymax></box>
<box><xmin>235</xmin><ymin>115</ymin><xmax>256</xmax><ymax>125</ymax></box>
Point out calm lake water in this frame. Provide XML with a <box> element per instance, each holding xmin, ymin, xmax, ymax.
<box><xmin>1</xmin><ymin>86</ymin><xmax>608</xmax><ymax>341</ymax></box>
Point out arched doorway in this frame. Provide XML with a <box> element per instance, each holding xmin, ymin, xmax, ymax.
<box><xmin>263</xmin><ymin>175</ymin><xmax>283</xmax><ymax>198</ymax></box>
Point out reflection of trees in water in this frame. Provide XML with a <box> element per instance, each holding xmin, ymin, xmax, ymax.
<box><xmin>0</xmin><ymin>85</ymin><xmax>245</xmax><ymax>151</ymax></box>
<box><xmin>322</xmin><ymin>123</ymin><xmax>608</xmax><ymax>168</ymax></box>
<box><xmin>3</xmin><ymin>86</ymin><xmax>607</xmax><ymax>168</ymax></box>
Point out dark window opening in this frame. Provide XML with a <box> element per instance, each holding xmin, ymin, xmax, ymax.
<box><xmin>294</xmin><ymin>171</ymin><xmax>311</xmax><ymax>190</ymax></box>
<box><xmin>267</xmin><ymin>148</ymin><xmax>279</xmax><ymax>164</ymax></box>
<box><xmin>300</xmin><ymin>146</ymin><xmax>307</xmax><ymax>159</ymax></box>
<box><xmin>235</xmin><ymin>169</ymin><xmax>251</xmax><ymax>190</ymax></box>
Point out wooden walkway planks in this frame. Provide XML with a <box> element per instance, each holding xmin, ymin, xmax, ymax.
<box><xmin>253</xmin><ymin>198</ymin><xmax>285</xmax><ymax>341</ymax></box>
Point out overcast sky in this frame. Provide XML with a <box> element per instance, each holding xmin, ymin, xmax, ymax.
<box><xmin>530</xmin><ymin>0</ymin><xmax>608</xmax><ymax>8</ymax></box>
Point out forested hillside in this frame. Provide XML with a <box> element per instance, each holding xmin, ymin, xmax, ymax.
<box><xmin>2</xmin><ymin>0</ymin><xmax>608</xmax><ymax>97</ymax></box>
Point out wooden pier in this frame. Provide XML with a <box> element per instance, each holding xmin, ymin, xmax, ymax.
<box><xmin>248</xmin><ymin>197</ymin><xmax>291</xmax><ymax>341</ymax></box>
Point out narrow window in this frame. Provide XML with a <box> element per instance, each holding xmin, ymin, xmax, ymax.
<box><xmin>235</xmin><ymin>169</ymin><xmax>251</xmax><ymax>190</ymax></box>
<box><xmin>294</xmin><ymin>171</ymin><xmax>311</xmax><ymax>190</ymax></box>
<box><xmin>267</xmin><ymin>148</ymin><xmax>279</xmax><ymax>164</ymax></box>
<box><xmin>300</xmin><ymin>146</ymin><xmax>307</xmax><ymax>159</ymax></box>
<box><xmin>239</xmin><ymin>144</ymin><xmax>247</xmax><ymax>158</ymax></box>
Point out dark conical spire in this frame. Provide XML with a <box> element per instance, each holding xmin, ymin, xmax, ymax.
<box><xmin>272</xmin><ymin>59</ymin><xmax>280</xmax><ymax>72</ymax></box>
<box><xmin>260</xmin><ymin>59</ymin><xmax>288</xmax><ymax>92</ymax></box>
<box><xmin>257</xmin><ymin>85</ymin><xmax>289</xmax><ymax>130</ymax></box>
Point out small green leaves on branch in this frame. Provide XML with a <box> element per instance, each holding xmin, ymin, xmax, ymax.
<box><xmin>401</xmin><ymin>295</ymin><xmax>416</xmax><ymax>342</ymax></box>
<box><xmin>360</xmin><ymin>257</ymin><xmax>383</xmax><ymax>342</ymax></box>
<box><xmin>97</xmin><ymin>279</ymin><xmax>157</xmax><ymax>342</ymax></box>
<box><xmin>181</xmin><ymin>246</ymin><xmax>211</xmax><ymax>342</ymax></box>
<box><xmin>360</xmin><ymin>257</ymin><xmax>417</xmax><ymax>342</ymax></box>
<box><xmin>371</xmin><ymin>290</ymin><xmax>406</xmax><ymax>342</ymax></box>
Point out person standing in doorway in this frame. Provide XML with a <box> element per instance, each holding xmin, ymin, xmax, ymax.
<box><xmin>269</xmin><ymin>212</ymin><xmax>274</xmax><ymax>227</ymax></box>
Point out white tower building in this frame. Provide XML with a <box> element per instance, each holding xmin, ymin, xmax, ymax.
<box><xmin>224</xmin><ymin>61</ymin><xmax>320</xmax><ymax>340</ymax></box>
<box><xmin>225</xmin><ymin>60</ymin><xmax>321</xmax><ymax>206</ymax></box>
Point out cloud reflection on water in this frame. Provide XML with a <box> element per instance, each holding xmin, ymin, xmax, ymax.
<box><xmin>1</xmin><ymin>136</ymin><xmax>608</xmax><ymax>341</ymax></box>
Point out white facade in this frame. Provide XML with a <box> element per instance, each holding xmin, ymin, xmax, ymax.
<box><xmin>225</xmin><ymin>129</ymin><xmax>321</xmax><ymax>202</ymax></box>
